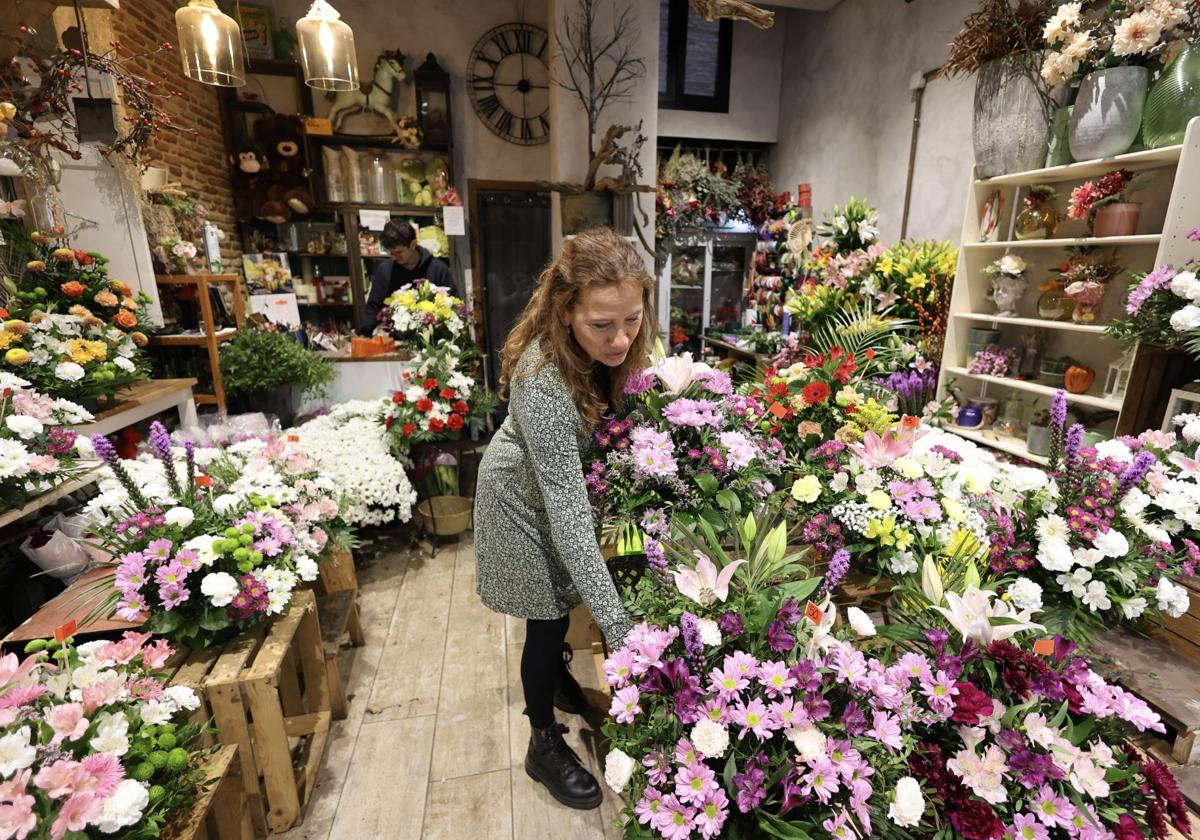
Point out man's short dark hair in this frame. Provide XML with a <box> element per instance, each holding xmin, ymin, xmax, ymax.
<box><xmin>380</xmin><ymin>220</ymin><xmax>417</xmax><ymax>250</ymax></box>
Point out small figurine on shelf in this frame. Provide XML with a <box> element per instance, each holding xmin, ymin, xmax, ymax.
<box><xmin>984</xmin><ymin>254</ymin><xmax>1027</xmax><ymax>316</ymax></box>
<box><xmin>1014</xmin><ymin>184</ymin><xmax>1060</xmax><ymax>240</ymax></box>
<box><xmin>1017</xmin><ymin>327</ymin><xmax>1047</xmax><ymax>379</ymax></box>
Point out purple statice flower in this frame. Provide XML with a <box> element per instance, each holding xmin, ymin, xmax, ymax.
<box><xmin>1064</xmin><ymin>423</ymin><xmax>1085</xmax><ymax>466</ymax></box>
<box><xmin>644</xmin><ymin>537</ymin><xmax>669</xmax><ymax>581</ymax></box>
<box><xmin>623</xmin><ymin>369</ymin><xmax>656</xmax><ymax>396</ymax></box>
<box><xmin>45</xmin><ymin>427</ymin><xmax>77</xmax><ymax>456</ymax></box>
<box><xmin>822</xmin><ymin>549</ymin><xmax>851</xmax><ymax>593</ymax></box>
<box><xmin>766</xmin><ymin>620</ymin><xmax>794</xmax><ymax>653</ymax></box>
<box><xmin>640</xmin><ymin>507</ymin><xmax>669</xmax><ymax>538</ymax></box>
<box><xmin>1127</xmin><ymin>264</ymin><xmax>1178</xmax><ymax>315</ymax></box>
<box><xmin>717</xmin><ymin>611</ymin><xmax>744</xmax><ymax>639</ymax></box>
<box><xmin>776</xmin><ymin>597</ymin><xmax>803</xmax><ymax>627</ymax></box>
<box><xmin>1117</xmin><ymin>450</ymin><xmax>1158</xmax><ymax>498</ymax></box>
<box><xmin>149</xmin><ymin>420</ymin><xmax>172</xmax><ymax>461</ymax></box>
<box><xmin>680</xmin><ymin>613</ymin><xmax>704</xmax><ymax>665</ymax></box>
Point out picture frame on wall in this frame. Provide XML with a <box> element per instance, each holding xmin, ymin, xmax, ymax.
<box><xmin>237</xmin><ymin>6</ymin><xmax>275</xmax><ymax>59</ymax></box>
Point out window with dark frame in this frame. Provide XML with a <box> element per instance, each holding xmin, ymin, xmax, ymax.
<box><xmin>658</xmin><ymin>0</ymin><xmax>733</xmax><ymax>113</ymax></box>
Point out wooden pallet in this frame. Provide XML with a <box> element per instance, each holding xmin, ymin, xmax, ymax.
<box><xmin>1150</xmin><ymin>578</ymin><xmax>1200</xmax><ymax>667</ymax></box>
<box><xmin>317</xmin><ymin>590</ymin><xmax>365</xmax><ymax>720</ymax></box>
<box><xmin>161</xmin><ymin>744</ymin><xmax>255</xmax><ymax>840</ymax></box>
<box><xmin>1092</xmin><ymin>628</ymin><xmax>1200</xmax><ymax>765</ymax></box>
<box><xmin>161</xmin><ymin>590</ymin><xmax>331</xmax><ymax>835</ymax></box>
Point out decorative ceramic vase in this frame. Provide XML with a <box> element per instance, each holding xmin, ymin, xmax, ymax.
<box><xmin>1092</xmin><ymin>202</ymin><xmax>1141</xmax><ymax>237</ymax></box>
<box><xmin>1142</xmin><ymin>44</ymin><xmax>1200</xmax><ymax>149</ymax></box>
<box><xmin>1045</xmin><ymin>105</ymin><xmax>1073</xmax><ymax>167</ymax></box>
<box><xmin>1015</xmin><ymin>197</ymin><xmax>1058</xmax><ymax>240</ymax></box>
<box><xmin>1065</xmin><ymin>364</ymin><xmax>1097</xmax><ymax>394</ymax></box>
<box><xmin>973</xmin><ymin>55</ymin><xmax>1055</xmax><ymax>177</ymax></box>
<box><xmin>957</xmin><ymin>404</ymin><xmax>984</xmax><ymax>428</ymax></box>
<box><xmin>1069</xmin><ymin>66</ymin><xmax>1149</xmax><ymax>160</ymax></box>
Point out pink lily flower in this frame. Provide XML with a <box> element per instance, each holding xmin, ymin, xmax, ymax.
<box><xmin>850</xmin><ymin>426</ymin><xmax>926</xmax><ymax>469</ymax></box>
<box><xmin>673</xmin><ymin>552</ymin><xmax>745</xmax><ymax>606</ymax></box>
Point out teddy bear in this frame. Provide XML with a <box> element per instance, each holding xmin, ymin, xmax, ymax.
<box><xmin>248</xmin><ymin>114</ymin><xmax>314</xmax><ymax>221</ymax></box>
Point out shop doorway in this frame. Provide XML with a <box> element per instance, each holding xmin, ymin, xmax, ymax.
<box><xmin>468</xmin><ymin>181</ymin><xmax>553</xmax><ymax>415</ymax></box>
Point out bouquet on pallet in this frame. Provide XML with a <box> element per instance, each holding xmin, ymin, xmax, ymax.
<box><xmin>586</xmin><ymin>352</ymin><xmax>784</xmax><ymax>544</ymax></box>
<box><xmin>81</xmin><ymin>422</ymin><xmax>333</xmax><ymax>647</ymax></box>
<box><xmin>0</xmin><ymin>631</ymin><xmax>211</xmax><ymax>839</ymax></box>
<box><xmin>600</xmin><ymin>513</ymin><xmax>1190</xmax><ymax>840</ymax></box>
<box><xmin>0</xmin><ymin>372</ymin><xmax>92</xmax><ymax>511</ymax></box>
<box><xmin>985</xmin><ymin>391</ymin><xmax>1197</xmax><ymax>640</ymax></box>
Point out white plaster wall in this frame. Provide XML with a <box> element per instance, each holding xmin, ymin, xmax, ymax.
<box><xmin>771</xmin><ymin>0</ymin><xmax>978</xmax><ymax>243</ymax></box>
<box><xmin>657</xmin><ymin>15</ymin><xmax>785</xmax><ymax>143</ymax></box>
<box><xmin>262</xmin><ymin>0</ymin><xmax>552</xmax><ymax>188</ymax></box>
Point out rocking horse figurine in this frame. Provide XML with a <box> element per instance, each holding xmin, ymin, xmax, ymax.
<box><xmin>328</xmin><ymin>50</ymin><xmax>408</xmax><ymax>134</ymax></box>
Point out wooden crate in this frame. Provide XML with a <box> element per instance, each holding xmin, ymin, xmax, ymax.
<box><xmin>317</xmin><ymin>546</ymin><xmax>359</xmax><ymax>595</ymax></box>
<box><xmin>1150</xmin><ymin>578</ymin><xmax>1200</xmax><ymax>667</ymax></box>
<box><xmin>317</xmin><ymin>589</ymin><xmax>365</xmax><ymax>720</ymax></box>
<box><xmin>162</xmin><ymin>744</ymin><xmax>255</xmax><ymax>840</ymax></box>
<box><xmin>161</xmin><ymin>590</ymin><xmax>332</xmax><ymax>835</ymax></box>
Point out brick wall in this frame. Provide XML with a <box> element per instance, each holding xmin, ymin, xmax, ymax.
<box><xmin>109</xmin><ymin>0</ymin><xmax>242</xmax><ymax>267</ymax></box>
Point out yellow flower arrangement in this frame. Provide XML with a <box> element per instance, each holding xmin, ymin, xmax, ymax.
<box><xmin>0</xmin><ymin>331</ymin><xmax>14</xmax><ymax>350</ymax></box>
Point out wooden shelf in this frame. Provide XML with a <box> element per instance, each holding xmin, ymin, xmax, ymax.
<box><xmin>944</xmin><ymin>366</ymin><xmax>1123</xmax><ymax>410</ymax></box>
<box><xmin>948</xmin><ymin>427</ymin><xmax>1050</xmax><ymax>465</ymax></box>
<box><xmin>305</xmin><ymin>134</ymin><xmax>450</xmax><ymax>153</ymax></box>
<box><xmin>2</xmin><ymin>568</ymin><xmax>140</xmax><ymax>645</ymax></box>
<box><xmin>976</xmin><ymin>143</ymin><xmax>1183</xmax><ymax>187</ymax></box>
<box><xmin>964</xmin><ymin>234</ymin><xmax>1161</xmax><ymax>249</ymax></box>
<box><xmin>0</xmin><ymin>468</ymin><xmax>101</xmax><ymax>530</ymax></box>
<box><xmin>71</xmin><ymin>379</ymin><xmax>200</xmax><ymax>436</ymax></box>
<box><xmin>155</xmin><ymin>273</ymin><xmax>242</xmax><ymax>285</ymax></box>
<box><xmin>152</xmin><ymin>328</ymin><xmax>238</xmax><ymax>347</ymax></box>
<box><xmin>317</xmin><ymin>202</ymin><xmax>441</xmax><ymax>216</ymax></box>
<box><xmin>953</xmin><ymin>312</ymin><xmax>1109</xmax><ymax>334</ymax></box>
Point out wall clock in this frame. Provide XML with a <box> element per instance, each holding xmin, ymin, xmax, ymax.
<box><xmin>467</xmin><ymin>23</ymin><xmax>550</xmax><ymax>146</ymax></box>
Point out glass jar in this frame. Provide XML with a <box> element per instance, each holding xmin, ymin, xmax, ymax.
<box><xmin>1142</xmin><ymin>43</ymin><xmax>1200</xmax><ymax>149</ymax></box>
<box><xmin>1037</xmin><ymin>284</ymin><xmax>1068</xmax><ymax>320</ymax></box>
<box><xmin>364</xmin><ymin>154</ymin><xmax>392</xmax><ymax>205</ymax></box>
<box><xmin>1015</xmin><ymin>195</ymin><xmax>1059</xmax><ymax>240</ymax></box>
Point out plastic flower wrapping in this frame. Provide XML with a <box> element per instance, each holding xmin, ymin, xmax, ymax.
<box><xmin>0</xmin><ymin>372</ymin><xmax>92</xmax><ymax>511</ymax></box>
<box><xmin>382</xmin><ymin>343</ymin><xmax>496</xmax><ymax>449</ymax></box>
<box><xmin>600</xmin><ymin>512</ymin><xmax>1190</xmax><ymax>840</ymax></box>
<box><xmin>0</xmin><ymin>632</ymin><xmax>210</xmax><ymax>840</ymax></box>
<box><xmin>379</xmin><ymin>279</ymin><xmax>465</xmax><ymax>352</ymax></box>
<box><xmin>293</xmin><ymin>401</ymin><xmax>418</xmax><ymax>528</ymax></box>
<box><xmin>79</xmin><ymin>422</ymin><xmax>340</xmax><ymax>647</ymax></box>
<box><xmin>586</xmin><ymin>353</ymin><xmax>784</xmax><ymax>543</ymax></box>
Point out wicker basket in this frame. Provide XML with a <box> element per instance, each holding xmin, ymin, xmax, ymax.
<box><xmin>417</xmin><ymin>495</ymin><xmax>473</xmax><ymax>536</ymax></box>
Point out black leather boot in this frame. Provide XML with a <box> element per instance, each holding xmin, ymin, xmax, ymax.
<box><xmin>554</xmin><ymin>644</ymin><xmax>590</xmax><ymax>715</ymax></box>
<box><xmin>524</xmin><ymin>723</ymin><xmax>603</xmax><ymax>810</ymax></box>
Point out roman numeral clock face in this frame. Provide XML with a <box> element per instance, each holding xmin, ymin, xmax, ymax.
<box><xmin>467</xmin><ymin>23</ymin><xmax>550</xmax><ymax>146</ymax></box>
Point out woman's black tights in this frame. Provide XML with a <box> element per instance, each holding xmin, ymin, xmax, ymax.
<box><xmin>521</xmin><ymin>614</ymin><xmax>570</xmax><ymax>730</ymax></box>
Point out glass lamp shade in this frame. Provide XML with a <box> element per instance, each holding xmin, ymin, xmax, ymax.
<box><xmin>297</xmin><ymin>1</ymin><xmax>359</xmax><ymax>91</ymax></box>
<box><xmin>175</xmin><ymin>0</ymin><xmax>246</xmax><ymax>88</ymax></box>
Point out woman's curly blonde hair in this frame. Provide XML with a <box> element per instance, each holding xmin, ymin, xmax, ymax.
<box><xmin>501</xmin><ymin>227</ymin><xmax>656</xmax><ymax>433</ymax></box>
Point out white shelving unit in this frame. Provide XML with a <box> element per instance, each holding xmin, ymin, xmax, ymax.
<box><xmin>939</xmin><ymin>117</ymin><xmax>1200</xmax><ymax>463</ymax></box>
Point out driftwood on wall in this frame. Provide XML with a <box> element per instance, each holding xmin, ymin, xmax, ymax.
<box><xmin>687</xmin><ymin>0</ymin><xmax>775</xmax><ymax>30</ymax></box>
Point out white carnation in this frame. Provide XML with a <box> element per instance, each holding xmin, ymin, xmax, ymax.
<box><xmin>164</xmin><ymin>506</ymin><xmax>195</xmax><ymax>529</ymax></box>
<box><xmin>846</xmin><ymin>607</ymin><xmax>877</xmax><ymax>637</ymax></box>
<box><xmin>1156</xmin><ymin>577</ymin><xmax>1191</xmax><ymax>618</ymax></box>
<box><xmin>1170</xmin><ymin>304</ymin><xmax>1200</xmax><ymax>332</ymax></box>
<box><xmin>1092</xmin><ymin>528</ymin><xmax>1130</xmax><ymax>558</ymax></box>
<box><xmin>163</xmin><ymin>685</ymin><xmax>201</xmax><ymax>712</ymax></box>
<box><xmin>54</xmin><ymin>361</ymin><xmax>86</xmax><ymax>381</ymax></box>
<box><xmin>888</xmin><ymin>776</ymin><xmax>926</xmax><ymax>828</ymax></box>
<box><xmin>200</xmin><ymin>572</ymin><xmax>239</xmax><ymax>607</ymax></box>
<box><xmin>696</xmin><ymin>618</ymin><xmax>722</xmax><ymax>647</ymax></box>
<box><xmin>212</xmin><ymin>494</ymin><xmax>240</xmax><ymax>516</ymax></box>
<box><xmin>1094</xmin><ymin>439</ymin><xmax>1134</xmax><ymax>464</ymax></box>
<box><xmin>691</xmin><ymin>718</ymin><xmax>730</xmax><ymax>760</ymax></box>
<box><xmin>1009</xmin><ymin>577</ymin><xmax>1044</xmax><ymax>612</ymax></box>
<box><xmin>5</xmin><ymin>415</ymin><xmax>43</xmax><ymax>439</ymax></box>
<box><xmin>603</xmin><ymin>748</ymin><xmax>635</xmax><ymax>792</ymax></box>
<box><xmin>94</xmin><ymin>778</ymin><xmax>150</xmax><ymax>833</ymax></box>
<box><xmin>785</xmin><ymin>725</ymin><xmax>827</xmax><ymax>762</ymax></box>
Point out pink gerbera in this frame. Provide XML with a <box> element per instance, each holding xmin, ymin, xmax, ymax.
<box><xmin>803</xmin><ymin>758</ymin><xmax>841</xmax><ymax>803</ymax></box>
<box><xmin>657</xmin><ymin>794</ymin><xmax>696</xmax><ymax>840</ymax></box>
<box><xmin>694</xmin><ymin>788</ymin><xmax>730</xmax><ymax>839</ymax></box>
<box><xmin>50</xmin><ymin>792</ymin><xmax>102</xmax><ymax>840</ymax></box>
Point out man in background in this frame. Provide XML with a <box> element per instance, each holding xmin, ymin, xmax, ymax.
<box><xmin>358</xmin><ymin>219</ymin><xmax>458</xmax><ymax>334</ymax></box>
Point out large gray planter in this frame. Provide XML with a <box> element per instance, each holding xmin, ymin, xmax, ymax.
<box><xmin>1069</xmin><ymin>66</ymin><xmax>1149</xmax><ymax>160</ymax></box>
<box><xmin>974</xmin><ymin>55</ymin><xmax>1054</xmax><ymax>177</ymax></box>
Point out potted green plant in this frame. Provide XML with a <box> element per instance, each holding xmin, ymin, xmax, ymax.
<box><xmin>219</xmin><ymin>328</ymin><xmax>335</xmax><ymax>426</ymax></box>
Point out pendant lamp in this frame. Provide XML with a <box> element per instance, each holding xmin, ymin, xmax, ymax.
<box><xmin>296</xmin><ymin>0</ymin><xmax>359</xmax><ymax>91</ymax></box>
<box><xmin>175</xmin><ymin>0</ymin><xmax>246</xmax><ymax>88</ymax></box>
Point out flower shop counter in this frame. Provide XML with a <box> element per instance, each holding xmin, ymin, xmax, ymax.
<box><xmin>68</xmin><ymin>378</ymin><xmax>199</xmax><ymax>437</ymax></box>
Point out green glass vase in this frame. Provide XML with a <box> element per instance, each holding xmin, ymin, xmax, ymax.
<box><xmin>1143</xmin><ymin>44</ymin><xmax>1200</xmax><ymax>149</ymax></box>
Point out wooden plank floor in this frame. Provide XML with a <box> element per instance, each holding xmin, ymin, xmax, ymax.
<box><xmin>275</xmin><ymin>537</ymin><xmax>622</xmax><ymax>840</ymax></box>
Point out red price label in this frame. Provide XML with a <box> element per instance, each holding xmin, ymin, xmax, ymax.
<box><xmin>194</xmin><ymin>474</ymin><xmax>213</xmax><ymax>488</ymax></box>
<box><xmin>768</xmin><ymin>401</ymin><xmax>788</xmax><ymax>420</ymax></box>
<box><xmin>54</xmin><ymin>620</ymin><xmax>77</xmax><ymax>642</ymax></box>
<box><xmin>1033</xmin><ymin>639</ymin><xmax>1055</xmax><ymax>656</ymax></box>
<box><xmin>287</xmin><ymin>434</ymin><xmax>300</xmax><ymax>443</ymax></box>
<box><xmin>805</xmin><ymin>601</ymin><xmax>825</xmax><ymax>625</ymax></box>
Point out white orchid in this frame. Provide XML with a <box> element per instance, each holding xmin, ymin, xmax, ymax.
<box><xmin>673</xmin><ymin>552</ymin><xmax>745</xmax><ymax>606</ymax></box>
<box><xmin>931</xmin><ymin>587</ymin><xmax>1044</xmax><ymax>646</ymax></box>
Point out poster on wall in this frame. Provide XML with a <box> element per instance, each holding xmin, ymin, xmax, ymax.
<box><xmin>236</xmin><ymin>6</ymin><xmax>275</xmax><ymax>59</ymax></box>
<box><xmin>242</xmin><ymin>253</ymin><xmax>294</xmax><ymax>295</ymax></box>
<box><xmin>249</xmin><ymin>293</ymin><xmax>302</xmax><ymax>328</ymax></box>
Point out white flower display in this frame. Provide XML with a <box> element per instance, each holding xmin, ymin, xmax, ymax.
<box><xmin>846</xmin><ymin>606</ymin><xmax>877</xmax><ymax>637</ymax></box>
<box><xmin>164</xmin><ymin>506</ymin><xmax>195</xmax><ymax>528</ymax></box>
<box><xmin>1156</xmin><ymin>577</ymin><xmax>1191</xmax><ymax>618</ymax></box>
<box><xmin>888</xmin><ymin>776</ymin><xmax>926</xmax><ymax>828</ymax></box>
<box><xmin>94</xmin><ymin>778</ymin><xmax>151</xmax><ymax>833</ymax></box>
<box><xmin>1170</xmin><ymin>304</ymin><xmax>1200</xmax><ymax>332</ymax></box>
<box><xmin>1009</xmin><ymin>577</ymin><xmax>1044</xmax><ymax>612</ymax></box>
<box><xmin>603</xmin><ymin>747</ymin><xmax>636</xmax><ymax>792</ymax></box>
<box><xmin>200</xmin><ymin>572</ymin><xmax>240</xmax><ymax>608</ymax></box>
<box><xmin>53</xmin><ymin>361</ymin><xmax>85</xmax><ymax>382</ymax></box>
<box><xmin>4</xmin><ymin>415</ymin><xmax>43</xmax><ymax>440</ymax></box>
